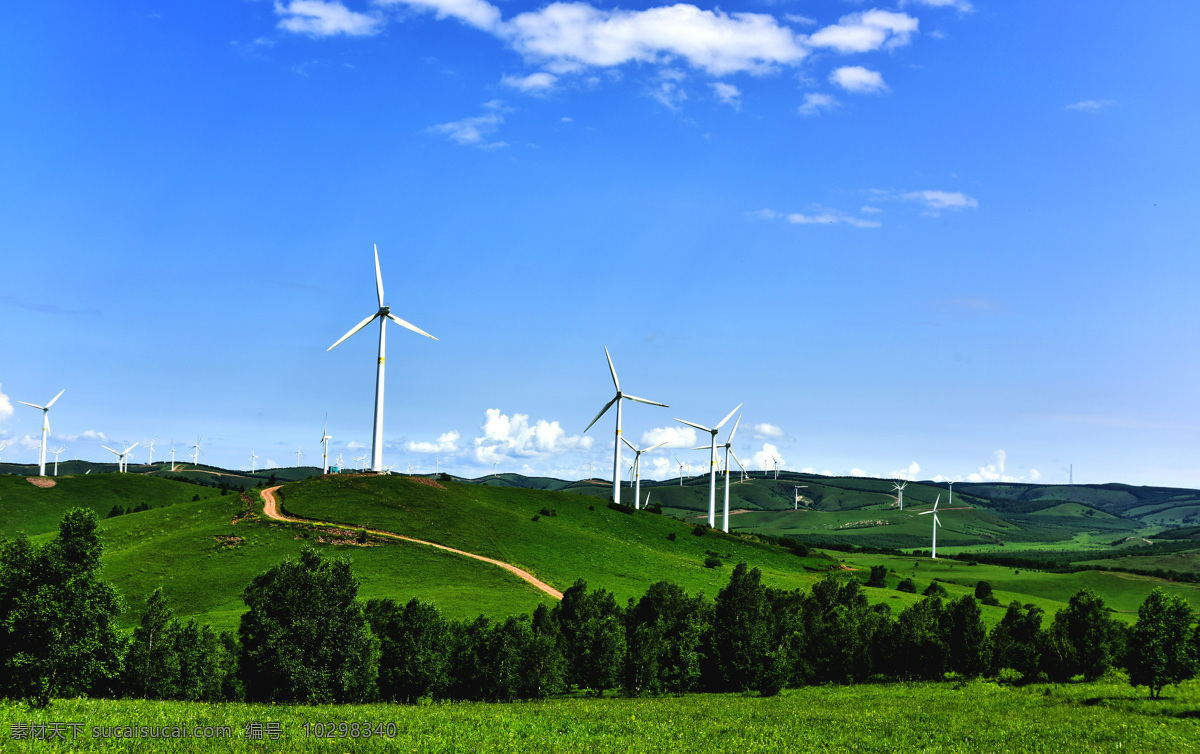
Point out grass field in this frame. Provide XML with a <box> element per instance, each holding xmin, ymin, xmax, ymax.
<box><xmin>2</xmin><ymin>677</ymin><xmax>1197</xmax><ymax>752</ymax></box>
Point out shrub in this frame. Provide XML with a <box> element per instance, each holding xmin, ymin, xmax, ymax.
<box><xmin>356</xmin><ymin>529</ymin><xmax>368</xmax><ymax>544</ymax></box>
<box><xmin>693</xmin><ymin>523</ymin><xmax>710</xmax><ymax>537</ymax></box>
<box><xmin>667</xmin><ymin>532</ymin><xmax>676</xmax><ymax>541</ymax></box>
<box><xmin>704</xmin><ymin>556</ymin><xmax>723</xmax><ymax>569</ymax></box>
<box><xmin>531</xmin><ymin>514</ymin><xmax>541</xmax><ymax>522</ymax></box>
<box><xmin>866</xmin><ymin>565</ymin><xmax>888</xmax><ymax>588</ymax></box>
<box><xmin>923</xmin><ymin>581</ymin><xmax>948</xmax><ymax>598</ymax></box>
<box><xmin>896</xmin><ymin>578</ymin><xmax>917</xmax><ymax>593</ymax></box>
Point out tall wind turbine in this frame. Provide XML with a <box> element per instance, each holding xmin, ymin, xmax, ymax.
<box><xmin>249</xmin><ymin>449</ymin><xmax>259</xmax><ymax>473</ymax></box>
<box><xmin>621</xmin><ymin>437</ymin><xmax>666</xmax><ymax>509</ymax></box>
<box><xmin>18</xmin><ymin>389</ymin><xmax>64</xmax><ymax>476</ymax></box>
<box><xmin>710</xmin><ymin>413</ymin><xmax>748</xmax><ymax>533</ymax></box>
<box><xmin>101</xmin><ymin>442</ymin><xmax>139</xmax><ymax>473</ymax></box>
<box><xmin>327</xmin><ymin>244</ymin><xmax>438</xmax><ymax>473</ymax></box>
<box><xmin>773</xmin><ymin>457</ymin><xmax>781</xmax><ymax>480</ymax></box>
<box><xmin>295</xmin><ymin>446</ymin><xmax>304</xmax><ymax>468</ymax></box>
<box><xmin>919</xmin><ymin>494</ymin><xmax>942</xmax><ymax>559</ymax></box>
<box><xmin>893</xmin><ymin>481</ymin><xmax>908</xmax><ymax>510</ymax></box>
<box><xmin>583</xmin><ymin>346</ymin><xmax>669</xmax><ymax>506</ymax></box>
<box><xmin>675</xmin><ymin>403</ymin><xmax>742</xmax><ymax>527</ymax></box>
<box><xmin>169</xmin><ymin>443</ymin><xmax>178</xmax><ymax>471</ymax></box>
<box><xmin>52</xmin><ymin>446</ymin><xmax>67</xmax><ymax>476</ymax></box>
<box><xmin>947</xmin><ymin>480</ymin><xmax>955</xmax><ymax>508</ymax></box>
<box><xmin>675</xmin><ymin>457</ymin><xmax>686</xmax><ymax>486</ymax></box>
<box><xmin>794</xmin><ymin>485</ymin><xmax>808</xmax><ymax>510</ymax></box>
<box><xmin>319</xmin><ymin>415</ymin><xmax>332</xmax><ymax>474</ymax></box>
<box><xmin>189</xmin><ymin>437</ymin><xmax>203</xmax><ymax>467</ymax></box>
<box><xmin>145</xmin><ymin>438</ymin><xmax>156</xmax><ymax>467</ymax></box>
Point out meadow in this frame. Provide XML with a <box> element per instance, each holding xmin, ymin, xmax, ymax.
<box><xmin>2</xmin><ymin>677</ymin><xmax>1197</xmax><ymax>752</ymax></box>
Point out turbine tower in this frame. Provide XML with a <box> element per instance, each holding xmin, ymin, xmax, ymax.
<box><xmin>794</xmin><ymin>484</ymin><xmax>808</xmax><ymax>510</ymax></box>
<box><xmin>583</xmin><ymin>346</ymin><xmax>669</xmax><ymax>506</ymax></box>
<box><xmin>893</xmin><ymin>480</ymin><xmax>908</xmax><ymax>510</ymax></box>
<box><xmin>52</xmin><ymin>446</ymin><xmax>67</xmax><ymax>476</ymax></box>
<box><xmin>620</xmin><ymin>437</ymin><xmax>666</xmax><ymax>509</ymax></box>
<box><xmin>145</xmin><ymin>438</ymin><xmax>156</xmax><ymax>467</ymax></box>
<box><xmin>319</xmin><ymin>415</ymin><xmax>332</xmax><ymax>475</ymax></box>
<box><xmin>18</xmin><ymin>389</ymin><xmax>64</xmax><ymax>476</ymax></box>
<box><xmin>675</xmin><ymin>403</ymin><xmax>742</xmax><ymax>528</ymax></box>
<box><xmin>919</xmin><ymin>494</ymin><xmax>942</xmax><ymax>559</ymax></box>
<box><xmin>675</xmin><ymin>457</ymin><xmax>685</xmax><ymax>486</ymax></box>
<box><xmin>169</xmin><ymin>444</ymin><xmax>178</xmax><ymax>471</ymax></box>
<box><xmin>327</xmin><ymin>244</ymin><xmax>438</xmax><ymax>473</ymax></box>
<box><xmin>712</xmin><ymin>413</ymin><xmax>748</xmax><ymax>532</ymax></box>
<box><xmin>249</xmin><ymin>449</ymin><xmax>259</xmax><ymax>473</ymax></box>
<box><xmin>189</xmin><ymin>437</ymin><xmax>202</xmax><ymax>467</ymax></box>
<box><xmin>295</xmin><ymin>446</ymin><xmax>303</xmax><ymax>468</ymax></box>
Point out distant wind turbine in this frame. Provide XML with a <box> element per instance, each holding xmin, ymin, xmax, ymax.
<box><xmin>947</xmin><ymin>480</ymin><xmax>955</xmax><ymax>508</ymax></box>
<box><xmin>675</xmin><ymin>403</ymin><xmax>742</xmax><ymax>528</ymax></box>
<box><xmin>714</xmin><ymin>414</ymin><xmax>748</xmax><ymax>532</ymax></box>
<box><xmin>794</xmin><ymin>485</ymin><xmax>808</xmax><ymax>510</ymax></box>
<box><xmin>189</xmin><ymin>437</ymin><xmax>203</xmax><ymax>467</ymax></box>
<box><xmin>583</xmin><ymin>346</ymin><xmax>669</xmax><ymax>506</ymax></box>
<box><xmin>919</xmin><ymin>494</ymin><xmax>942</xmax><ymax>559</ymax></box>
<box><xmin>18</xmin><ymin>389</ymin><xmax>64</xmax><ymax>476</ymax></box>
<box><xmin>327</xmin><ymin>243</ymin><xmax>438</xmax><ymax>473</ymax></box>
<box><xmin>0</xmin><ymin>440</ymin><xmax>9</xmax><ymax>463</ymax></box>
<box><xmin>249</xmin><ymin>449</ymin><xmax>259</xmax><ymax>473</ymax></box>
<box><xmin>319</xmin><ymin>415</ymin><xmax>332</xmax><ymax>474</ymax></box>
<box><xmin>169</xmin><ymin>443</ymin><xmax>178</xmax><ymax>471</ymax></box>
<box><xmin>773</xmin><ymin>457</ymin><xmax>780</xmax><ymax>480</ymax></box>
<box><xmin>52</xmin><ymin>446</ymin><xmax>67</xmax><ymax>476</ymax></box>
<box><xmin>295</xmin><ymin>446</ymin><xmax>303</xmax><ymax>467</ymax></box>
<box><xmin>145</xmin><ymin>438</ymin><xmax>156</xmax><ymax>466</ymax></box>
<box><xmin>893</xmin><ymin>481</ymin><xmax>908</xmax><ymax>510</ymax></box>
<box><xmin>101</xmin><ymin>442</ymin><xmax>139</xmax><ymax>473</ymax></box>
<box><xmin>620</xmin><ymin>437</ymin><xmax>666</xmax><ymax>509</ymax></box>
<box><xmin>675</xmin><ymin>457</ymin><xmax>685</xmax><ymax>486</ymax></box>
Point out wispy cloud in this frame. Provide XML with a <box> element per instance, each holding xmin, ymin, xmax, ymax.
<box><xmin>274</xmin><ymin>0</ymin><xmax>382</xmax><ymax>37</ymax></box>
<box><xmin>900</xmin><ymin>0</ymin><xmax>973</xmax><ymax>11</ymax></box>
<box><xmin>797</xmin><ymin>92</ymin><xmax>838</xmax><ymax>116</ymax></box>
<box><xmin>1065</xmin><ymin>99</ymin><xmax>1116</xmax><ymax>113</ymax></box>
<box><xmin>429</xmin><ymin>100</ymin><xmax>510</xmax><ymax>147</ymax></box>
<box><xmin>711</xmin><ymin>82</ymin><xmax>741</xmax><ymax>109</ymax></box>
<box><xmin>0</xmin><ymin>384</ymin><xmax>12</xmax><ymax>422</ymax></box>
<box><xmin>639</xmin><ymin>426</ymin><xmax>698</xmax><ymax>449</ymax></box>
<box><xmin>902</xmin><ymin>189</ymin><xmax>978</xmax><ymax>214</ymax></box>
<box><xmin>501</xmin><ymin>71</ymin><xmax>557</xmax><ymax>93</ymax></box>
<box><xmin>808</xmin><ymin>10</ymin><xmax>918</xmax><ymax>54</ymax></box>
<box><xmin>830</xmin><ymin>66</ymin><xmax>887</xmax><ymax>94</ymax></box>
<box><xmin>966</xmin><ymin>449</ymin><xmax>1040</xmax><ymax>483</ymax></box>
<box><xmin>750</xmin><ymin>205</ymin><xmax>880</xmax><ymax>228</ymax></box>
<box><xmin>753</xmin><ymin>423</ymin><xmax>784</xmax><ymax>439</ymax></box>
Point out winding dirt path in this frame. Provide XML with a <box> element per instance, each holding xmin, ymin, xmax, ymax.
<box><xmin>259</xmin><ymin>486</ymin><xmax>562</xmax><ymax>600</ymax></box>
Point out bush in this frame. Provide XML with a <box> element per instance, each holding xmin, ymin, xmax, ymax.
<box><xmin>667</xmin><ymin>532</ymin><xmax>677</xmax><ymax>541</ymax></box>
<box><xmin>866</xmin><ymin>565</ymin><xmax>888</xmax><ymax>588</ymax></box>
<box><xmin>531</xmin><ymin>515</ymin><xmax>541</xmax><ymax>522</ymax></box>
<box><xmin>693</xmin><ymin>523</ymin><xmax>710</xmax><ymax>537</ymax></box>
<box><xmin>607</xmin><ymin>502</ymin><xmax>635</xmax><ymax>515</ymax></box>
<box><xmin>539</xmin><ymin>508</ymin><xmax>557</xmax><ymax>517</ymax></box>
<box><xmin>923</xmin><ymin>581</ymin><xmax>948</xmax><ymax>598</ymax></box>
<box><xmin>356</xmin><ymin>529</ymin><xmax>368</xmax><ymax>544</ymax></box>
<box><xmin>704</xmin><ymin>556</ymin><xmax>723</xmax><ymax>569</ymax></box>
<box><xmin>896</xmin><ymin>578</ymin><xmax>917</xmax><ymax>593</ymax></box>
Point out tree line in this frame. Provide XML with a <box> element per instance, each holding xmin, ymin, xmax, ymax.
<box><xmin>2</xmin><ymin>508</ymin><xmax>1198</xmax><ymax>708</ymax></box>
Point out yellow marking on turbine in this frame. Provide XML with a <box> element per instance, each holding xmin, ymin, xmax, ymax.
<box><xmin>378</xmin><ymin>357</ymin><xmax>385</xmax><ymax>364</ymax></box>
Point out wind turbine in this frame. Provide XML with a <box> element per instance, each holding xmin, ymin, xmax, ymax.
<box><xmin>295</xmin><ymin>446</ymin><xmax>303</xmax><ymax>467</ymax></box>
<box><xmin>919</xmin><ymin>494</ymin><xmax>942</xmax><ymax>559</ymax></box>
<box><xmin>587</xmin><ymin>460</ymin><xmax>596</xmax><ymax>481</ymax></box>
<box><xmin>794</xmin><ymin>485</ymin><xmax>808</xmax><ymax>510</ymax></box>
<box><xmin>675</xmin><ymin>457</ymin><xmax>685</xmax><ymax>486</ymax></box>
<box><xmin>435</xmin><ymin>455</ymin><xmax>440</xmax><ymax>475</ymax></box>
<box><xmin>327</xmin><ymin>244</ymin><xmax>438</xmax><ymax>473</ymax></box>
<box><xmin>675</xmin><ymin>403</ymin><xmax>742</xmax><ymax>528</ymax></box>
<box><xmin>18</xmin><ymin>389</ymin><xmax>64</xmax><ymax>476</ymax></box>
<box><xmin>711</xmin><ymin>413</ymin><xmax>748</xmax><ymax>533</ymax></box>
<box><xmin>621</xmin><ymin>437</ymin><xmax>666</xmax><ymax>509</ymax></box>
<box><xmin>583</xmin><ymin>346</ymin><xmax>669</xmax><ymax>506</ymax></box>
<box><xmin>893</xmin><ymin>481</ymin><xmax>908</xmax><ymax>510</ymax></box>
<box><xmin>101</xmin><ymin>442</ymin><xmax>139</xmax><ymax>473</ymax></box>
<box><xmin>249</xmin><ymin>449</ymin><xmax>259</xmax><ymax>473</ymax></box>
<box><xmin>947</xmin><ymin>480</ymin><xmax>955</xmax><ymax>508</ymax></box>
<box><xmin>145</xmin><ymin>438</ymin><xmax>156</xmax><ymax>467</ymax></box>
<box><xmin>493</xmin><ymin>461</ymin><xmax>498</xmax><ymax>477</ymax></box>
<box><xmin>773</xmin><ymin>457</ymin><xmax>780</xmax><ymax>480</ymax></box>
<box><xmin>319</xmin><ymin>415</ymin><xmax>332</xmax><ymax>474</ymax></box>
<box><xmin>52</xmin><ymin>446</ymin><xmax>67</xmax><ymax>476</ymax></box>
<box><xmin>189</xmin><ymin>437</ymin><xmax>203</xmax><ymax>467</ymax></box>
<box><xmin>0</xmin><ymin>440</ymin><xmax>9</xmax><ymax>463</ymax></box>
<box><xmin>169</xmin><ymin>443</ymin><xmax>178</xmax><ymax>471</ymax></box>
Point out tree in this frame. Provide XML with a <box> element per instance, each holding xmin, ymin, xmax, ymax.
<box><xmin>366</xmin><ymin>597</ymin><xmax>449</xmax><ymax>703</ymax></box>
<box><xmin>554</xmin><ymin>580</ymin><xmax>625</xmax><ymax>696</ymax></box>
<box><xmin>175</xmin><ymin>619</ymin><xmax>226</xmax><ymax>702</ymax></box>
<box><xmin>238</xmin><ymin>547</ymin><xmax>379</xmax><ymax>703</ymax></box>
<box><xmin>943</xmin><ymin>595</ymin><xmax>989</xmax><ymax>678</ymax></box>
<box><xmin>0</xmin><ymin>508</ymin><xmax>124</xmax><ymax>707</ymax></box>
<box><xmin>710</xmin><ymin>563</ymin><xmax>771</xmax><ymax>691</ymax></box>
<box><xmin>123</xmin><ymin>588</ymin><xmax>182</xmax><ymax>699</ymax></box>
<box><xmin>890</xmin><ymin>597</ymin><xmax>949</xmax><ymax>681</ymax></box>
<box><xmin>1040</xmin><ymin>588</ymin><xmax>1123</xmax><ymax>682</ymax></box>
<box><xmin>623</xmin><ymin>581</ymin><xmax>705</xmax><ymax>696</ymax></box>
<box><xmin>524</xmin><ymin>604</ymin><xmax>566</xmax><ymax>699</ymax></box>
<box><xmin>989</xmin><ymin>601</ymin><xmax>1043</xmax><ymax>681</ymax></box>
<box><xmin>1123</xmin><ymin>588</ymin><xmax>1197</xmax><ymax>698</ymax></box>
<box><xmin>865</xmin><ymin>565</ymin><xmax>888</xmax><ymax>588</ymax></box>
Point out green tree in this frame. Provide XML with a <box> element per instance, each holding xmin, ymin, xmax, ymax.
<box><xmin>175</xmin><ymin>619</ymin><xmax>225</xmax><ymax>702</ymax></box>
<box><xmin>865</xmin><ymin>565</ymin><xmax>888</xmax><ymax>588</ymax></box>
<box><xmin>554</xmin><ymin>580</ymin><xmax>626</xmax><ymax>696</ymax></box>
<box><xmin>1123</xmin><ymin>588</ymin><xmax>1197</xmax><ymax>698</ymax></box>
<box><xmin>989</xmin><ymin>601</ymin><xmax>1043</xmax><ymax>681</ymax></box>
<box><xmin>943</xmin><ymin>595</ymin><xmax>989</xmax><ymax>678</ymax></box>
<box><xmin>366</xmin><ymin>597</ymin><xmax>449</xmax><ymax>703</ymax></box>
<box><xmin>122</xmin><ymin>588</ymin><xmax>182</xmax><ymax>699</ymax></box>
<box><xmin>524</xmin><ymin>604</ymin><xmax>566</xmax><ymax>699</ymax></box>
<box><xmin>890</xmin><ymin>597</ymin><xmax>948</xmax><ymax>681</ymax></box>
<box><xmin>711</xmin><ymin>563</ymin><xmax>771</xmax><ymax>691</ymax></box>
<box><xmin>801</xmin><ymin>576</ymin><xmax>883</xmax><ymax>685</ymax></box>
<box><xmin>623</xmin><ymin>581</ymin><xmax>705</xmax><ymax>696</ymax></box>
<box><xmin>238</xmin><ymin>547</ymin><xmax>379</xmax><ymax>703</ymax></box>
<box><xmin>1040</xmin><ymin>589</ymin><xmax>1123</xmax><ymax>682</ymax></box>
<box><xmin>0</xmin><ymin>508</ymin><xmax>124</xmax><ymax>707</ymax></box>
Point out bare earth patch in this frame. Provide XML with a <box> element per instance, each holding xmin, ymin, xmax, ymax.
<box><xmin>407</xmin><ymin>476</ymin><xmax>446</xmax><ymax>490</ymax></box>
<box><xmin>26</xmin><ymin>477</ymin><xmax>56</xmax><ymax>488</ymax></box>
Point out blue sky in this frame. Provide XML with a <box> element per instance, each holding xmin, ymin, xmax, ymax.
<box><xmin>2</xmin><ymin>1</ymin><xmax>1198</xmax><ymax>487</ymax></box>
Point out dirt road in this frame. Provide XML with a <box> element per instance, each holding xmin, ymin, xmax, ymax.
<box><xmin>259</xmin><ymin>486</ymin><xmax>562</xmax><ymax>600</ymax></box>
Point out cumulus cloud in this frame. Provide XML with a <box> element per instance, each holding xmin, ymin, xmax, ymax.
<box><xmin>346</xmin><ymin>440</ymin><xmax>366</xmax><ymax>450</ymax></box>
<box><xmin>751</xmin><ymin>443</ymin><xmax>784</xmax><ymax>471</ymax></box>
<box><xmin>830</xmin><ymin>66</ymin><xmax>887</xmax><ymax>94</ymax></box>
<box><xmin>753</xmin><ymin>423</ymin><xmax>784</xmax><ymax>439</ymax></box>
<box><xmin>639</xmin><ymin>426</ymin><xmax>698</xmax><ymax>449</ymax></box>
<box><xmin>808</xmin><ymin>10</ymin><xmax>918</xmax><ymax>53</ymax></box>
<box><xmin>890</xmin><ymin>461</ymin><xmax>921</xmax><ymax>480</ymax></box>
<box><xmin>1065</xmin><ymin>99</ymin><xmax>1116</xmax><ymax>113</ymax></box>
<box><xmin>472</xmin><ymin>408</ymin><xmax>593</xmax><ymax>464</ymax></box>
<box><xmin>797</xmin><ymin>92</ymin><xmax>838</xmax><ymax>116</ymax></box>
<box><xmin>406</xmin><ymin>431</ymin><xmax>461</xmax><ymax>455</ymax></box>
<box><xmin>58</xmin><ymin>430</ymin><xmax>108</xmax><ymax>443</ymax></box>
<box><xmin>786</xmin><ymin>209</ymin><xmax>881</xmax><ymax>228</ymax></box>
<box><xmin>274</xmin><ymin>0</ymin><xmax>383</xmax><ymax>37</ymax></box>
<box><xmin>429</xmin><ymin>101</ymin><xmax>510</xmax><ymax>147</ymax></box>
<box><xmin>902</xmin><ymin>189</ymin><xmax>978</xmax><ymax>213</ymax></box>
<box><xmin>0</xmin><ymin>384</ymin><xmax>12</xmax><ymax>421</ymax></box>
<box><xmin>501</xmin><ymin>71</ymin><xmax>557</xmax><ymax>92</ymax></box>
<box><xmin>965</xmin><ymin>449</ymin><xmax>1040</xmax><ymax>483</ymax></box>
<box><xmin>711</xmin><ymin>82</ymin><xmax>741</xmax><ymax>108</ymax></box>
<box><xmin>19</xmin><ymin>434</ymin><xmax>40</xmax><ymax>451</ymax></box>
<box><xmin>900</xmin><ymin>0</ymin><xmax>973</xmax><ymax>10</ymax></box>
<box><xmin>377</xmin><ymin>0</ymin><xmax>502</xmax><ymax>31</ymax></box>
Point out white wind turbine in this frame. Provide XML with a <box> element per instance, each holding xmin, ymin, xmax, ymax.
<box><xmin>947</xmin><ymin>480</ymin><xmax>955</xmax><ymax>508</ymax></box>
<box><xmin>249</xmin><ymin>449</ymin><xmax>259</xmax><ymax>473</ymax></box>
<box><xmin>893</xmin><ymin>481</ymin><xmax>908</xmax><ymax>510</ymax></box>
<box><xmin>919</xmin><ymin>494</ymin><xmax>942</xmax><ymax>559</ymax></box>
<box><xmin>101</xmin><ymin>442</ymin><xmax>139</xmax><ymax>473</ymax></box>
<box><xmin>620</xmin><ymin>437</ymin><xmax>666</xmax><ymax>509</ymax></box>
<box><xmin>52</xmin><ymin>446</ymin><xmax>67</xmax><ymax>476</ymax></box>
<box><xmin>583</xmin><ymin>346</ymin><xmax>669</xmax><ymax>506</ymax></box>
<box><xmin>319</xmin><ymin>415</ymin><xmax>332</xmax><ymax>474</ymax></box>
<box><xmin>145</xmin><ymin>438</ymin><xmax>156</xmax><ymax>467</ymax></box>
<box><xmin>327</xmin><ymin>244</ymin><xmax>438</xmax><ymax>473</ymax></box>
<box><xmin>295</xmin><ymin>446</ymin><xmax>304</xmax><ymax>468</ymax></box>
<box><xmin>18</xmin><ymin>389</ymin><xmax>64</xmax><ymax>477</ymax></box>
<box><xmin>675</xmin><ymin>457</ymin><xmax>685</xmax><ymax>486</ymax></box>
<box><xmin>189</xmin><ymin>437</ymin><xmax>203</xmax><ymax>467</ymax></box>
<box><xmin>794</xmin><ymin>485</ymin><xmax>808</xmax><ymax>510</ymax></box>
<box><xmin>708</xmin><ymin>413</ymin><xmax>748</xmax><ymax>533</ymax></box>
<box><xmin>675</xmin><ymin>403</ymin><xmax>742</xmax><ymax>528</ymax></box>
<box><xmin>0</xmin><ymin>440</ymin><xmax>9</xmax><ymax>464</ymax></box>
<box><xmin>169</xmin><ymin>443</ymin><xmax>178</xmax><ymax>471</ymax></box>
<box><xmin>773</xmin><ymin>457</ymin><xmax>781</xmax><ymax>480</ymax></box>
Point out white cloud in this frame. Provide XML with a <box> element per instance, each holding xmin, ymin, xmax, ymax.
<box><xmin>901</xmin><ymin>189</ymin><xmax>978</xmax><ymax>214</ymax></box>
<box><xmin>346</xmin><ymin>440</ymin><xmax>366</xmax><ymax>450</ymax></box>
<box><xmin>503</xmin><ymin>3</ymin><xmax>808</xmax><ymax>76</ymax></box>
<box><xmin>900</xmin><ymin>0</ymin><xmax>973</xmax><ymax>10</ymax></box>
<box><xmin>274</xmin><ymin>0</ymin><xmax>383</xmax><ymax>37</ymax></box>
<box><xmin>19</xmin><ymin>434</ymin><xmax>40</xmax><ymax>451</ymax></box>
<box><xmin>890</xmin><ymin>461</ymin><xmax>921</xmax><ymax>480</ymax></box>
<box><xmin>406</xmin><ymin>430</ymin><xmax>461</xmax><ymax>455</ymax></box>
<box><xmin>377</xmin><ymin>0</ymin><xmax>502</xmax><ymax>31</ymax></box>
<box><xmin>0</xmin><ymin>384</ymin><xmax>12</xmax><ymax>422</ymax></box>
<box><xmin>786</xmin><ymin>209</ymin><xmax>880</xmax><ymax>228</ymax></box>
<box><xmin>650</xmin><ymin>456</ymin><xmax>672</xmax><ymax>476</ymax></box>
<box><xmin>751</xmin><ymin>443</ymin><xmax>784</xmax><ymax>471</ymax></box>
<box><xmin>747</xmin><ymin>208</ymin><xmax>780</xmax><ymax>220</ymax></box>
<box><xmin>1065</xmin><ymin>99</ymin><xmax>1116</xmax><ymax>113</ymax></box>
<box><xmin>648</xmin><ymin>69</ymin><xmax>688</xmax><ymax>109</ymax></box>
<box><xmin>830</xmin><ymin>66</ymin><xmax>887</xmax><ymax>94</ymax></box>
<box><xmin>753</xmin><ymin>423</ymin><xmax>784</xmax><ymax>439</ymax></box>
<box><xmin>639</xmin><ymin>426</ymin><xmax>698</xmax><ymax>449</ymax></box>
<box><xmin>58</xmin><ymin>430</ymin><xmax>108</xmax><ymax>443</ymax></box>
<box><xmin>711</xmin><ymin>82</ymin><xmax>741</xmax><ymax>108</ymax></box>
<box><xmin>472</xmin><ymin>408</ymin><xmax>593</xmax><ymax>464</ymax></box>
<box><xmin>797</xmin><ymin>92</ymin><xmax>838</xmax><ymax>116</ymax></box>
<box><xmin>850</xmin><ymin>468</ymin><xmax>869</xmax><ymax>477</ymax></box>
<box><xmin>501</xmin><ymin>71</ymin><xmax>557</xmax><ymax>92</ymax></box>
<box><xmin>963</xmin><ymin>449</ymin><xmax>1041</xmax><ymax>483</ymax></box>
<box><xmin>429</xmin><ymin>101</ymin><xmax>510</xmax><ymax>147</ymax></box>
<box><xmin>808</xmin><ymin>10</ymin><xmax>918</xmax><ymax>54</ymax></box>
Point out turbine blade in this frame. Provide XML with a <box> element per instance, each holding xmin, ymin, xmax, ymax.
<box><xmin>690</xmin><ymin>445</ymin><xmax>714</xmax><ymax>451</ymax></box>
<box><xmin>715</xmin><ymin>403</ymin><xmax>743</xmax><ymax>431</ymax></box>
<box><xmin>17</xmin><ymin>401</ymin><xmax>45</xmax><ymax>410</ymax></box>
<box><xmin>933</xmin><ymin>494</ymin><xmax>940</xmax><ymax>511</ymax></box>
<box><xmin>730</xmin><ymin>449</ymin><xmax>747</xmax><ymax>474</ymax></box>
<box><xmin>603</xmin><ymin>345</ymin><xmax>620</xmax><ymax>392</ymax></box>
<box><xmin>727</xmin><ymin>413</ymin><xmax>742</xmax><ymax>443</ymax></box>
<box><xmin>328</xmin><ymin>312</ymin><xmax>380</xmax><ymax>350</ymax></box>
<box><xmin>127</xmin><ymin>442</ymin><xmax>140</xmax><ymax>453</ymax></box>
<box><xmin>584</xmin><ymin>395</ymin><xmax>619</xmax><ymax>432</ymax></box>
<box><xmin>623</xmin><ymin>394</ymin><xmax>669</xmax><ymax>408</ymax></box>
<box><xmin>647</xmin><ymin>441</ymin><xmax>668</xmax><ymax>451</ymax></box>
<box><xmin>374</xmin><ymin>243</ymin><xmax>384</xmax><ymax>308</ymax></box>
<box><xmin>620</xmin><ymin>435</ymin><xmax>638</xmax><ymax>452</ymax></box>
<box><xmin>45</xmin><ymin>389</ymin><xmax>65</xmax><ymax>408</ymax></box>
<box><xmin>674</xmin><ymin>418</ymin><xmax>712</xmax><ymax>433</ymax></box>
<box><xmin>934</xmin><ymin>514</ymin><xmax>941</xmax><ymax>527</ymax></box>
<box><xmin>386</xmin><ymin>312</ymin><xmax>438</xmax><ymax>340</ymax></box>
